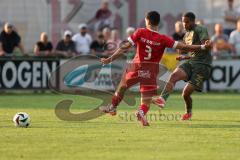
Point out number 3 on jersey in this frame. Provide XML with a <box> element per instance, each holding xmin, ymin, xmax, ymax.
<box><xmin>144</xmin><ymin>45</ymin><xmax>152</xmax><ymax>60</ymax></box>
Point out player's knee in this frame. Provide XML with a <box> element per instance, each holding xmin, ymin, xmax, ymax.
<box><xmin>141</xmin><ymin>96</ymin><xmax>152</xmax><ymax>105</ymax></box>
<box><xmin>169</xmin><ymin>73</ymin><xmax>179</xmax><ymax>83</ymax></box>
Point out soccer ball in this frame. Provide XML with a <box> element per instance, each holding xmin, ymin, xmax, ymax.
<box><xmin>13</xmin><ymin>112</ymin><xmax>31</xmax><ymax>127</ymax></box>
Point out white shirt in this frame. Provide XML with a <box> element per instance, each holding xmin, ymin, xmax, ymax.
<box><xmin>72</xmin><ymin>33</ymin><xmax>92</xmax><ymax>55</ymax></box>
<box><xmin>229</xmin><ymin>30</ymin><xmax>240</xmax><ymax>55</ymax></box>
<box><xmin>222</xmin><ymin>6</ymin><xmax>240</xmax><ymax>29</ymax></box>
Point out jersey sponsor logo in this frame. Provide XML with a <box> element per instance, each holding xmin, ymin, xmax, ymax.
<box><xmin>138</xmin><ymin>70</ymin><xmax>151</xmax><ymax>78</ymax></box>
<box><xmin>184</xmin><ymin>31</ymin><xmax>194</xmax><ymax>45</ymax></box>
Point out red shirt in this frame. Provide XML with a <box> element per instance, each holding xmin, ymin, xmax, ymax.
<box><xmin>128</xmin><ymin>28</ymin><xmax>177</xmax><ymax>63</ymax></box>
<box><xmin>95</xmin><ymin>9</ymin><xmax>112</xmax><ymax>20</ymax></box>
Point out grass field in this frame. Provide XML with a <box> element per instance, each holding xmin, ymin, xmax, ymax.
<box><xmin>0</xmin><ymin>93</ymin><xmax>240</xmax><ymax>160</ymax></box>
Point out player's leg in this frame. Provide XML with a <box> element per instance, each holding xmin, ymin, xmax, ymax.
<box><xmin>99</xmin><ymin>71</ymin><xmax>138</xmax><ymax>115</ymax></box>
<box><xmin>135</xmin><ymin>91</ymin><xmax>153</xmax><ymax>126</ymax></box>
<box><xmin>111</xmin><ymin>62</ymin><xmax>143</xmax><ymax>108</ymax></box>
<box><xmin>99</xmin><ymin>83</ymin><xmax>127</xmax><ymax>115</ymax></box>
<box><xmin>152</xmin><ymin>66</ymin><xmax>189</xmax><ymax>107</ymax></box>
<box><xmin>161</xmin><ymin>68</ymin><xmax>188</xmax><ymax>100</ymax></box>
<box><xmin>181</xmin><ymin>64</ymin><xmax>211</xmax><ymax>120</ymax></box>
<box><xmin>181</xmin><ymin>83</ymin><xmax>195</xmax><ymax>120</ymax></box>
<box><xmin>136</xmin><ymin>65</ymin><xmax>158</xmax><ymax>126</ymax></box>
<box><xmin>111</xmin><ymin>82</ymin><xmax>128</xmax><ymax>108</ymax></box>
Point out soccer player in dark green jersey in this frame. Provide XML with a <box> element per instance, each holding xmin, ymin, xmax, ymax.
<box><xmin>152</xmin><ymin>12</ymin><xmax>212</xmax><ymax>120</ymax></box>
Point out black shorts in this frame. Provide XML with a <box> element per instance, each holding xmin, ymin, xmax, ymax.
<box><xmin>179</xmin><ymin>61</ymin><xmax>211</xmax><ymax>91</ymax></box>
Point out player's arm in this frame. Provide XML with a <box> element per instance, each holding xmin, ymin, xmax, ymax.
<box><xmin>18</xmin><ymin>43</ymin><xmax>26</xmax><ymax>55</ymax></box>
<box><xmin>34</xmin><ymin>44</ymin><xmax>40</xmax><ymax>56</ymax></box>
<box><xmin>176</xmin><ymin>26</ymin><xmax>212</xmax><ymax>52</ymax></box>
<box><xmin>101</xmin><ymin>28</ymin><xmax>141</xmax><ymax>64</ymax></box>
<box><xmin>100</xmin><ymin>41</ymin><xmax>132</xmax><ymax>64</ymax></box>
<box><xmin>175</xmin><ymin>40</ymin><xmax>212</xmax><ymax>52</ymax></box>
<box><xmin>175</xmin><ymin>40</ymin><xmax>212</xmax><ymax>61</ymax></box>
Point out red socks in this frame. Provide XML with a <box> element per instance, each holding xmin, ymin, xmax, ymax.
<box><xmin>139</xmin><ymin>104</ymin><xmax>149</xmax><ymax>115</ymax></box>
<box><xmin>112</xmin><ymin>93</ymin><xmax>149</xmax><ymax>116</ymax></box>
<box><xmin>111</xmin><ymin>93</ymin><xmax>123</xmax><ymax>107</ymax></box>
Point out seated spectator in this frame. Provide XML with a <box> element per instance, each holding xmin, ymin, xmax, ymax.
<box><xmin>90</xmin><ymin>33</ymin><xmax>106</xmax><ymax>56</ymax></box>
<box><xmin>88</xmin><ymin>0</ymin><xmax>112</xmax><ymax>31</ymax></box>
<box><xmin>108</xmin><ymin>29</ymin><xmax>121</xmax><ymax>44</ymax></box>
<box><xmin>34</xmin><ymin>32</ymin><xmax>53</xmax><ymax>56</ymax></box>
<box><xmin>196</xmin><ymin>19</ymin><xmax>205</xmax><ymax>26</ymax></box>
<box><xmin>125</xmin><ymin>27</ymin><xmax>135</xmax><ymax>61</ymax></box>
<box><xmin>169</xmin><ymin>21</ymin><xmax>184</xmax><ymax>53</ymax></box>
<box><xmin>0</xmin><ymin>23</ymin><xmax>25</xmax><ymax>56</ymax></box>
<box><xmin>102</xmin><ymin>27</ymin><xmax>111</xmax><ymax>42</ymax></box>
<box><xmin>72</xmin><ymin>23</ymin><xmax>92</xmax><ymax>55</ymax></box>
<box><xmin>55</xmin><ymin>30</ymin><xmax>76</xmax><ymax>57</ymax></box>
<box><xmin>106</xmin><ymin>29</ymin><xmax>122</xmax><ymax>54</ymax></box>
<box><xmin>211</xmin><ymin>23</ymin><xmax>232</xmax><ymax>59</ymax></box>
<box><xmin>126</xmin><ymin>27</ymin><xmax>135</xmax><ymax>37</ymax></box>
<box><xmin>172</xmin><ymin>21</ymin><xmax>185</xmax><ymax>41</ymax></box>
<box><xmin>229</xmin><ymin>20</ymin><xmax>240</xmax><ymax>57</ymax></box>
<box><xmin>223</xmin><ymin>0</ymin><xmax>240</xmax><ymax>36</ymax></box>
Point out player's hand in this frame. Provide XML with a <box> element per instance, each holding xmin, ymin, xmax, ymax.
<box><xmin>204</xmin><ymin>40</ymin><xmax>213</xmax><ymax>49</ymax></box>
<box><xmin>176</xmin><ymin>55</ymin><xmax>191</xmax><ymax>61</ymax></box>
<box><xmin>100</xmin><ymin>57</ymin><xmax>111</xmax><ymax>65</ymax></box>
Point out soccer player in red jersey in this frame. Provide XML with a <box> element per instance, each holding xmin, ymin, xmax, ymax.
<box><xmin>99</xmin><ymin>11</ymin><xmax>211</xmax><ymax>126</ymax></box>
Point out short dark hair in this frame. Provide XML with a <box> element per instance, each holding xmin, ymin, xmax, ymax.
<box><xmin>183</xmin><ymin>12</ymin><xmax>196</xmax><ymax>21</ymax></box>
<box><xmin>146</xmin><ymin>11</ymin><xmax>160</xmax><ymax>26</ymax></box>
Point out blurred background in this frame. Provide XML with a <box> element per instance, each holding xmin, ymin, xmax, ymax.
<box><xmin>0</xmin><ymin>0</ymin><xmax>240</xmax><ymax>92</ymax></box>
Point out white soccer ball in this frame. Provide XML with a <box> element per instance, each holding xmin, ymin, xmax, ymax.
<box><xmin>13</xmin><ymin>112</ymin><xmax>31</xmax><ymax>127</ymax></box>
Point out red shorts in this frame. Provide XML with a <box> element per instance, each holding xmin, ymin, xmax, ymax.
<box><xmin>120</xmin><ymin>62</ymin><xmax>159</xmax><ymax>95</ymax></box>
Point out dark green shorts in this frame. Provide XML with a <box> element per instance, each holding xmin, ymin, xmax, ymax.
<box><xmin>178</xmin><ymin>61</ymin><xmax>211</xmax><ymax>92</ymax></box>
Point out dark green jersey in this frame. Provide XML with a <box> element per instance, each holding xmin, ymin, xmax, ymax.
<box><xmin>183</xmin><ymin>25</ymin><xmax>212</xmax><ymax>66</ymax></box>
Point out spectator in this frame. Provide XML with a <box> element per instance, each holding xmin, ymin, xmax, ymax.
<box><xmin>172</xmin><ymin>21</ymin><xmax>185</xmax><ymax>41</ymax></box>
<box><xmin>109</xmin><ymin>29</ymin><xmax>121</xmax><ymax>45</ymax></box>
<box><xmin>196</xmin><ymin>19</ymin><xmax>205</xmax><ymax>26</ymax></box>
<box><xmin>55</xmin><ymin>30</ymin><xmax>76</xmax><ymax>57</ymax></box>
<box><xmin>0</xmin><ymin>23</ymin><xmax>25</xmax><ymax>56</ymax></box>
<box><xmin>102</xmin><ymin>27</ymin><xmax>111</xmax><ymax>42</ymax></box>
<box><xmin>223</xmin><ymin>0</ymin><xmax>240</xmax><ymax>36</ymax></box>
<box><xmin>106</xmin><ymin>29</ymin><xmax>122</xmax><ymax>54</ymax></box>
<box><xmin>229</xmin><ymin>20</ymin><xmax>240</xmax><ymax>57</ymax></box>
<box><xmin>90</xmin><ymin>32</ymin><xmax>106</xmax><ymax>56</ymax></box>
<box><xmin>34</xmin><ymin>32</ymin><xmax>53</xmax><ymax>56</ymax></box>
<box><xmin>72</xmin><ymin>23</ymin><xmax>92</xmax><ymax>55</ymax></box>
<box><xmin>88</xmin><ymin>0</ymin><xmax>112</xmax><ymax>31</ymax></box>
<box><xmin>167</xmin><ymin>21</ymin><xmax>185</xmax><ymax>53</ymax></box>
<box><xmin>126</xmin><ymin>27</ymin><xmax>135</xmax><ymax>37</ymax></box>
<box><xmin>125</xmin><ymin>27</ymin><xmax>135</xmax><ymax>61</ymax></box>
<box><xmin>211</xmin><ymin>23</ymin><xmax>231</xmax><ymax>59</ymax></box>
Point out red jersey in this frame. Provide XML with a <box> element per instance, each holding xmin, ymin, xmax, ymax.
<box><xmin>128</xmin><ymin>28</ymin><xmax>177</xmax><ymax>63</ymax></box>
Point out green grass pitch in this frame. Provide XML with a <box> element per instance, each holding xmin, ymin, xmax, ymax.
<box><xmin>0</xmin><ymin>93</ymin><xmax>240</xmax><ymax>160</ymax></box>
